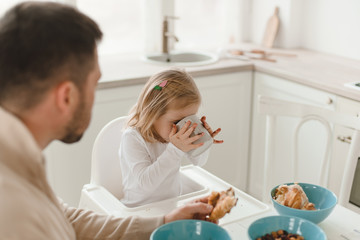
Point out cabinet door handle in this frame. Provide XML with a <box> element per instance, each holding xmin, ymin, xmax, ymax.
<box><xmin>326</xmin><ymin>97</ymin><xmax>333</xmax><ymax>105</ymax></box>
<box><xmin>337</xmin><ymin>135</ymin><xmax>352</xmax><ymax>144</ymax></box>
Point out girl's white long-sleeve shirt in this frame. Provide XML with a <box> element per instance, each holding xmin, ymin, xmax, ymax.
<box><xmin>119</xmin><ymin>127</ymin><xmax>209</xmax><ymax>207</ymax></box>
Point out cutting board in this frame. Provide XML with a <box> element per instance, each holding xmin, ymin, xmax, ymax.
<box><xmin>262</xmin><ymin>7</ymin><xmax>280</xmax><ymax>48</ymax></box>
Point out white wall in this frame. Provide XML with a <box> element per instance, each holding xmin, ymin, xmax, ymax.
<box><xmin>248</xmin><ymin>0</ymin><xmax>360</xmax><ymax>61</ymax></box>
<box><xmin>301</xmin><ymin>0</ymin><xmax>360</xmax><ymax>61</ymax></box>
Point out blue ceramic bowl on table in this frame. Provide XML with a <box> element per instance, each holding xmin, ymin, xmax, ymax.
<box><xmin>150</xmin><ymin>219</ymin><xmax>231</xmax><ymax>240</ymax></box>
<box><xmin>271</xmin><ymin>182</ymin><xmax>337</xmax><ymax>224</ymax></box>
<box><xmin>248</xmin><ymin>215</ymin><xmax>327</xmax><ymax>240</ymax></box>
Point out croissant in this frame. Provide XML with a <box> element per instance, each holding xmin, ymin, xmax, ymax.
<box><xmin>274</xmin><ymin>183</ymin><xmax>315</xmax><ymax>210</ymax></box>
<box><xmin>208</xmin><ymin>187</ymin><xmax>238</xmax><ymax>221</ymax></box>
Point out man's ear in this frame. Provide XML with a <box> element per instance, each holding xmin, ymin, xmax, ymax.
<box><xmin>54</xmin><ymin>81</ymin><xmax>79</xmax><ymax>115</ymax></box>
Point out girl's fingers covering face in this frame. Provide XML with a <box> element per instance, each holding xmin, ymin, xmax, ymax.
<box><xmin>187</xmin><ymin>132</ymin><xmax>204</xmax><ymax>143</ymax></box>
<box><xmin>189</xmin><ymin>142</ymin><xmax>204</xmax><ymax>150</ymax></box>
<box><xmin>183</xmin><ymin>123</ymin><xmax>197</xmax><ymax>138</ymax></box>
<box><xmin>178</xmin><ymin>121</ymin><xmax>192</xmax><ymax>135</ymax></box>
<box><xmin>169</xmin><ymin>124</ymin><xmax>177</xmax><ymax>138</ymax></box>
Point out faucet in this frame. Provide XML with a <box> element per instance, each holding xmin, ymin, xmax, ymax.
<box><xmin>162</xmin><ymin>16</ymin><xmax>179</xmax><ymax>55</ymax></box>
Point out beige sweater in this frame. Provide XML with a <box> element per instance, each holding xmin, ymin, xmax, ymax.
<box><xmin>0</xmin><ymin>107</ymin><xmax>163</xmax><ymax>239</ymax></box>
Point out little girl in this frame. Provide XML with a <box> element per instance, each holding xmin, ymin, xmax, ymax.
<box><xmin>119</xmin><ymin>68</ymin><xmax>223</xmax><ymax>207</ymax></box>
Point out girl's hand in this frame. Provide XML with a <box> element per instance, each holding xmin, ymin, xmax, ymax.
<box><xmin>201</xmin><ymin>116</ymin><xmax>224</xmax><ymax>144</ymax></box>
<box><xmin>169</xmin><ymin>121</ymin><xmax>204</xmax><ymax>152</ymax></box>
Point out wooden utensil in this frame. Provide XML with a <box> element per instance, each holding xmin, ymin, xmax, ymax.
<box><xmin>228</xmin><ymin>49</ymin><xmax>276</xmax><ymax>62</ymax></box>
<box><xmin>251</xmin><ymin>49</ymin><xmax>297</xmax><ymax>57</ymax></box>
<box><xmin>262</xmin><ymin>7</ymin><xmax>280</xmax><ymax>48</ymax></box>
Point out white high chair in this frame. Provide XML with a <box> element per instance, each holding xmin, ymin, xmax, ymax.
<box><xmin>79</xmin><ymin>116</ymin><xmax>269</xmax><ymax>224</ymax></box>
<box><xmin>79</xmin><ymin>116</ymin><xmax>208</xmax><ymax>213</ymax></box>
<box><xmin>258</xmin><ymin>95</ymin><xmax>360</xmax><ymax>213</ymax></box>
<box><xmin>78</xmin><ymin>116</ymin><xmax>127</xmax><ymax>213</ymax></box>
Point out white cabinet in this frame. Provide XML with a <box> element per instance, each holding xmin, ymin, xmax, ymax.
<box><xmin>45</xmin><ymin>71</ymin><xmax>253</xmax><ymax>206</ymax></box>
<box><xmin>248</xmin><ymin>72</ymin><xmax>337</xmax><ymax>200</ymax></box>
<box><xmin>329</xmin><ymin>96</ymin><xmax>360</xmax><ymax>197</ymax></box>
<box><xmin>194</xmin><ymin>71</ymin><xmax>252</xmax><ymax>191</ymax></box>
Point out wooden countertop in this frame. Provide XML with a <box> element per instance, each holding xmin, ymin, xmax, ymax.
<box><xmin>98</xmin><ymin>44</ymin><xmax>360</xmax><ymax>101</ymax></box>
<box><xmin>252</xmin><ymin>48</ymin><xmax>360</xmax><ymax>102</ymax></box>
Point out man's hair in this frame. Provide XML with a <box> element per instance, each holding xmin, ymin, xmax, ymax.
<box><xmin>0</xmin><ymin>2</ymin><xmax>102</xmax><ymax>109</ymax></box>
<box><xmin>128</xmin><ymin>68</ymin><xmax>201</xmax><ymax>143</ymax></box>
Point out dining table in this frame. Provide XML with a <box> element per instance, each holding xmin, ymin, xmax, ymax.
<box><xmin>80</xmin><ymin>164</ymin><xmax>360</xmax><ymax>239</ymax></box>
<box><xmin>172</xmin><ymin>166</ymin><xmax>360</xmax><ymax>240</ymax></box>
<box><xmin>222</xmin><ymin>203</ymin><xmax>360</xmax><ymax>240</ymax></box>
<box><xmin>167</xmin><ymin>166</ymin><xmax>360</xmax><ymax>239</ymax></box>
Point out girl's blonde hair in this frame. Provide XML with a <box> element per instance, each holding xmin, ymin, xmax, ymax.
<box><xmin>128</xmin><ymin>68</ymin><xmax>201</xmax><ymax>143</ymax></box>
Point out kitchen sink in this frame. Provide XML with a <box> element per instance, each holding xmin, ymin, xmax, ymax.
<box><xmin>143</xmin><ymin>51</ymin><xmax>218</xmax><ymax>66</ymax></box>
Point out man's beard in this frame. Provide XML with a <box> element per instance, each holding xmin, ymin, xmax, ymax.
<box><xmin>61</xmin><ymin>128</ymin><xmax>83</xmax><ymax>143</ymax></box>
<box><xmin>60</xmin><ymin>98</ymin><xmax>89</xmax><ymax>144</ymax></box>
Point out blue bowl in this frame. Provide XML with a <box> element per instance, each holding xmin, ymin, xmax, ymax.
<box><xmin>150</xmin><ymin>220</ymin><xmax>231</xmax><ymax>240</ymax></box>
<box><xmin>271</xmin><ymin>182</ymin><xmax>337</xmax><ymax>224</ymax></box>
<box><xmin>248</xmin><ymin>215</ymin><xmax>327</xmax><ymax>240</ymax></box>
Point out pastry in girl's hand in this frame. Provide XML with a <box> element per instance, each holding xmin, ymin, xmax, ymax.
<box><xmin>274</xmin><ymin>183</ymin><xmax>316</xmax><ymax>210</ymax></box>
<box><xmin>208</xmin><ymin>187</ymin><xmax>238</xmax><ymax>221</ymax></box>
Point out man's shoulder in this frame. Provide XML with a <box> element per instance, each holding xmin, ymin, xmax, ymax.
<box><xmin>0</xmin><ymin>166</ymin><xmax>71</xmax><ymax>238</ymax></box>
<box><xmin>0</xmin><ymin>165</ymin><xmax>46</xmax><ymax>210</ymax></box>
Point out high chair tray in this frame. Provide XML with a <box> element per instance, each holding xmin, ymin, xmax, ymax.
<box><xmin>178</xmin><ymin>165</ymin><xmax>270</xmax><ymax>226</ymax></box>
<box><xmin>80</xmin><ymin>165</ymin><xmax>269</xmax><ymax>226</ymax></box>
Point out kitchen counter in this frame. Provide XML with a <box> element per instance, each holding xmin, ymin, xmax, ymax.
<box><xmin>252</xmin><ymin>48</ymin><xmax>360</xmax><ymax>102</ymax></box>
<box><xmin>98</xmin><ymin>44</ymin><xmax>360</xmax><ymax>102</ymax></box>
<box><xmin>97</xmin><ymin>52</ymin><xmax>253</xmax><ymax>89</ymax></box>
